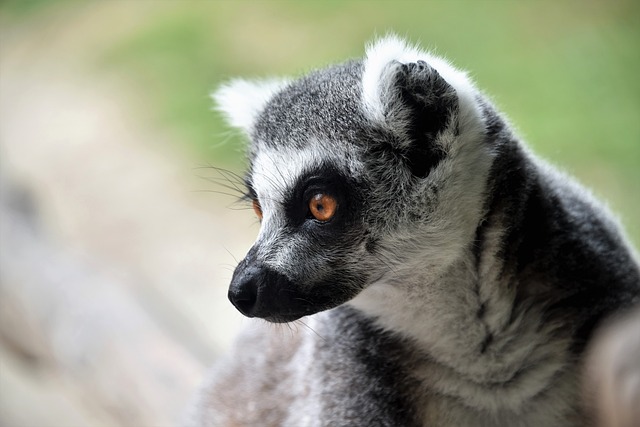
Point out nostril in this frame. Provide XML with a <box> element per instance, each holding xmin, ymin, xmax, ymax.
<box><xmin>228</xmin><ymin>272</ymin><xmax>260</xmax><ymax>317</ymax></box>
<box><xmin>232</xmin><ymin>291</ymin><xmax>257</xmax><ymax>316</ymax></box>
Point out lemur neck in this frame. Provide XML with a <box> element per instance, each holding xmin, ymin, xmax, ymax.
<box><xmin>350</xmin><ymin>142</ymin><xmax>570</xmax><ymax>386</ymax></box>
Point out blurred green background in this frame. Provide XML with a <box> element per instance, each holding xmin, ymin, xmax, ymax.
<box><xmin>1</xmin><ymin>1</ymin><xmax>639</xmax><ymax>425</ymax></box>
<box><xmin>3</xmin><ymin>0</ymin><xmax>638</xmax><ymax>242</ymax></box>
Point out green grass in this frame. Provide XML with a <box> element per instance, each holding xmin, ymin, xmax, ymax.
<box><xmin>5</xmin><ymin>0</ymin><xmax>638</xmax><ymax>244</ymax></box>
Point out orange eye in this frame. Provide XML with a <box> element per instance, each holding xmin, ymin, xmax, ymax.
<box><xmin>309</xmin><ymin>194</ymin><xmax>337</xmax><ymax>222</ymax></box>
<box><xmin>252</xmin><ymin>199</ymin><xmax>263</xmax><ymax>220</ymax></box>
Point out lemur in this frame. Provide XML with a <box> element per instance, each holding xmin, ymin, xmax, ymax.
<box><xmin>189</xmin><ymin>36</ymin><xmax>640</xmax><ymax>426</ymax></box>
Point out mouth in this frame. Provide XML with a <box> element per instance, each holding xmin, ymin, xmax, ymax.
<box><xmin>263</xmin><ymin>313</ymin><xmax>307</xmax><ymax>323</ymax></box>
<box><xmin>233</xmin><ymin>287</ymin><xmax>332</xmax><ymax>323</ymax></box>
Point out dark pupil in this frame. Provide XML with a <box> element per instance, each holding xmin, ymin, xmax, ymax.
<box><xmin>315</xmin><ymin>201</ymin><xmax>324</xmax><ymax>212</ymax></box>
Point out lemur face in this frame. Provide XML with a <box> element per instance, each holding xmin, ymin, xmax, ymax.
<box><xmin>214</xmin><ymin>36</ymin><xmax>490</xmax><ymax>322</ymax></box>
<box><xmin>229</xmin><ymin>148</ymin><xmax>372</xmax><ymax>322</ymax></box>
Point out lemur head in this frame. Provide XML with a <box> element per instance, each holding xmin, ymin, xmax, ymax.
<box><xmin>215</xmin><ymin>36</ymin><xmax>493</xmax><ymax>322</ymax></box>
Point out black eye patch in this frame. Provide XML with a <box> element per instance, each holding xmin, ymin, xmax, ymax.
<box><xmin>281</xmin><ymin>163</ymin><xmax>364</xmax><ymax>231</ymax></box>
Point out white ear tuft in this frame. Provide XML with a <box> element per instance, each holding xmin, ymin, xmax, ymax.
<box><xmin>212</xmin><ymin>78</ymin><xmax>290</xmax><ymax>133</ymax></box>
<box><xmin>361</xmin><ymin>35</ymin><xmax>423</xmax><ymax>122</ymax></box>
<box><xmin>361</xmin><ymin>34</ymin><xmax>477</xmax><ymax>125</ymax></box>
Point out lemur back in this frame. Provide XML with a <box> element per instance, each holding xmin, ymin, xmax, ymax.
<box><xmin>188</xmin><ymin>36</ymin><xmax>640</xmax><ymax>427</ymax></box>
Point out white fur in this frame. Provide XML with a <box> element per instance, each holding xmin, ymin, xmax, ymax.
<box><xmin>362</xmin><ymin>35</ymin><xmax>480</xmax><ymax>136</ymax></box>
<box><xmin>212</xmin><ymin>78</ymin><xmax>289</xmax><ymax>133</ymax></box>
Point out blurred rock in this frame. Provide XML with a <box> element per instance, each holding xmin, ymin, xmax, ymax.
<box><xmin>0</xmin><ymin>5</ymin><xmax>254</xmax><ymax>425</ymax></box>
<box><xmin>0</xmin><ymin>174</ymin><xmax>206</xmax><ymax>426</ymax></box>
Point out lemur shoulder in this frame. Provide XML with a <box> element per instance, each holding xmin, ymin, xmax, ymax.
<box><xmin>188</xmin><ymin>36</ymin><xmax>640</xmax><ymax>427</ymax></box>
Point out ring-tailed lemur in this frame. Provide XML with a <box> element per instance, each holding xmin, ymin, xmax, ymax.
<box><xmin>189</xmin><ymin>36</ymin><xmax>640</xmax><ymax>427</ymax></box>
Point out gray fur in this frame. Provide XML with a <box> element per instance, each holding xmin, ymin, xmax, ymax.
<box><xmin>190</xmin><ymin>36</ymin><xmax>640</xmax><ymax>426</ymax></box>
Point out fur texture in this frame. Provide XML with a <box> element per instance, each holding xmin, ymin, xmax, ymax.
<box><xmin>189</xmin><ymin>36</ymin><xmax>640</xmax><ymax>426</ymax></box>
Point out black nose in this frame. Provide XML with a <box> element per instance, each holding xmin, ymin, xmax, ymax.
<box><xmin>227</xmin><ymin>255</ymin><xmax>316</xmax><ymax>322</ymax></box>
<box><xmin>228</xmin><ymin>263</ymin><xmax>261</xmax><ymax>317</ymax></box>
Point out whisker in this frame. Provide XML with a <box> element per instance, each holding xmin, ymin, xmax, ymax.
<box><xmin>222</xmin><ymin>246</ymin><xmax>240</xmax><ymax>264</ymax></box>
<box><xmin>197</xmin><ymin>179</ymin><xmax>246</xmax><ymax>197</ymax></box>
<box><xmin>190</xmin><ymin>189</ymin><xmax>247</xmax><ymax>199</ymax></box>
<box><xmin>296</xmin><ymin>319</ymin><xmax>327</xmax><ymax>342</ymax></box>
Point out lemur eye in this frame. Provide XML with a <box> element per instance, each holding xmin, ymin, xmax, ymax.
<box><xmin>309</xmin><ymin>194</ymin><xmax>337</xmax><ymax>222</ymax></box>
<box><xmin>252</xmin><ymin>199</ymin><xmax>263</xmax><ymax>220</ymax></box>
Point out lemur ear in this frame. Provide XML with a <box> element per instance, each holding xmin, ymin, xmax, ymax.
<box><xmin>362</xmin><ymin>36</ymin><xmax>466</xmax><ymax>177</ymax></box>
<box><xmin>213</xmin><ymin>78</ymin><xmax>289</xmax><ymax>134</ymax></box>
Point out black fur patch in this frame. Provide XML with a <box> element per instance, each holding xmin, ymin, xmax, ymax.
<box><xmin>394</xmin><ymin>60</ymin><xmax>456</xmax><ymax>177</ymax></box>
<box><xmin>280</xmin><ymin>162</ymin><xmax>366</xmax><ymax>232</ymax></box>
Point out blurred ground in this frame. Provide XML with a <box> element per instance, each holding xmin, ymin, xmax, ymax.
<box><xmin>0</xmin><ymin>1</ymin><xmax>638</xmax><ymax>426</ymax></box>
